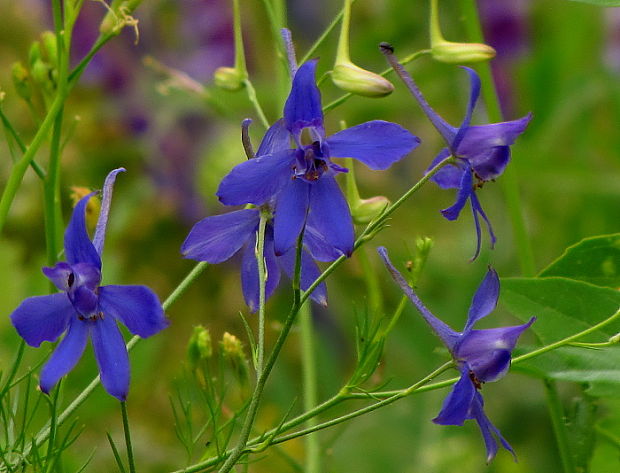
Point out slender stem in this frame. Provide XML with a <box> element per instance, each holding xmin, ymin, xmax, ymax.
<box><xmin>357</xmin><ymin>246</ymin><xmax>383</xmax><ymax>315</ymax></box>
<box><xmin>323</xmin><ymin>49</ymin><xmax>431</xmax><ymax>113</ymax></box>
<box><xmin>231</xmin><ymin>0</ymin><xmax>247</xmax><ymax>75</ymax></box>
<box><xmin>543</xmin><ymin>379</ymin><xmax>575</xmax><ymax>473</ymax></box>
<box><xmin>29</xmin><ymin>262</ymin><xmax>209</xmax><ymax>453</ymax></box>
<box><xmin>459</xmin><ymin>0</ymin><xmax>535</xmax><ymax>277</ymax></box>
<box><xmin>255</xmin><ymin>212</ymin><xmax>268</xmax><ymax>375</ymax></box>
<box><xmin>299</xmin><ymin>301</ymin><xmax>320</xmax><ymax>473</ymax></box>
<box><xmin>43</xmin><ymin>109</ymin><xmax>64</xmax><ymax>268</ymax></box>
<box><xmin>243</xmin><ymin>79</ymin><xmax>270</xmax><ymax>129</ymax></box>
<box><xmin>120</xmin><ymin>402</ymin><xmax>136</xmax><ymax>473</ymax></box>
<box><xmin>428</xmin><ymin>0</ymin><xmax>445</xmax><ymax>45</ymax></box>
<box><xmin>0</xmin><ymin>108</ymin><xmax>46</xmax><ymax>179</ymax></box>
<box><xmin>383</xmin><ymin>295</ymin><xmax>408</xmax><ymax>336</ymax></box>
<box><xmin>335</xmin><ymin>0</ymin><xmax>352</xmax><ymax>64</ymax></box>
<box><xmin>300</xmin><ymin>0</ymin><xmax>359</xmax><ymax>65</ymax></box>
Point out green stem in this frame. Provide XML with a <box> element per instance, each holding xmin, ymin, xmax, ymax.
<box><xmin>300</xmin><ymin>0</ymin><xmax>359</xmax><ymax>65</ymax></box>
<box><xmin>299</xmin><ymin>300</ymin><xmax>320</xmax><ymax>473</ymax></box>
<box><xmin>335</xmin><ymin>0</ymin><xmax>352</xmax><ymax>64</ymax></box>
<box><xmin>357</xmin><ymin>246</ymin><xmax>383</xmax><ymax>315</ymax></box>
<box><xmin>543</xmin><ymin>379</ymin><xmax>575</xmax><ymax>473</ymax></box>
<box><xmin>0</xmin><ymin>108</ymin><xmax>45</xmax><ymax>179</ymax></box>
<box><xmin>232</xmin><ymin>0</ymin><xmax>247</xmax><ymax>75</ymax></box>
<box><xmin>255</xmin><ymin>211</ymin><xmax>268</xmax><ymax>375</ymax></box>
<box><xmin>323</xmin><ymin>49</ymin><xmax>431</xmax><ymax>113</ymax></box>
<box><xmin>459</xmin><ymin>0</ymin><xmax>535</xmax><ymax>277</ymax></box>
<box><xmin>243</xmin><ymin>79</ymin><xmax>270</xmax><ymax>129</ymax></box>
<box><xmin>43</xmin><ymin>109</ymin><xmax>64</xmax><ymax>268</ymax></box>
<box><xmin>120</xmin><ymin>402</ymin><xmax>136</xmax><ymax>473</ymax></box>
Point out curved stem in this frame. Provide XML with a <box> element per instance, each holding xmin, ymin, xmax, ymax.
<box><xmin>243</xmin><ymin>79</ymin><xmax>270</xmax><ymax>129</ymax></box>
<box><xmin>255</xmin><ymin>212</ymin><xmax>268</xmax><ymax>375</ymax></box>
<box><xmin>232</xmin><ymin>0</ymin><xmax>247</xmax><ymax>76</ymax></box>
<box><xmin>120</xmin><ymin>402</ymin><xmax>136</xmax><ymax>473</ymax></box>
<box><xmin>335</xmin><ymin>0</ymin><xmax>352</xmax><ymax>64</ymax></box>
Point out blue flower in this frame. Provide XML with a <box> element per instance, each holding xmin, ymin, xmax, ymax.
<box><xmin>378</xmin><ymin>247</ymin><xmax>534</xmax><ymax>462</ymax></box>
<box><xmin>10</xmin><ymin>169</ymin><xmax>169</xmax><ymax>401</ymax></box>
<box><xmin>181</xmin><ymin>207</ymin><xmax>335</xmax><ymax>312</ymax></box>
<box><xmin>216</xmin><ymin>60</ymin><xmax>420</xmax><ymax>258</ymax></box>
<box><xmin>381</xmin><ymin>45</ymin><xmax>530</xmax><ymax>259</ymax></box>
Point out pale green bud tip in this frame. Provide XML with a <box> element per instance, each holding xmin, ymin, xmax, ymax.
<box><xmin>187</xmin><ymin>325</ymin><xmax>213</xmax><ymax>365</ymax></box>
<box><xmin>331</xmin><ymin>62</ymin><xmax>394</xmax><ymax>98</ymax></box>
<box><xmin>352</xmin><ymin>196</ymin><xmax>390</xmax><ymax>224</ymax></box>
<box><xmin>221</xmin><ymin>332</ymin><xmax>245</xmax><ymax>359</ymax></box>
<box><xmin>431</xmin><ymin>41</ymin><xmax>496</xmax><ymax>64</ymax></box>
<box><xmin>213</xmin><ymin>67</ymin><xmax>245</xmax><ymax>92</ymax></box>
<box><xmin>415</xmin><ymin>236</ymin><xmax>434</xmax><ymax>254</ymax></box>
<box><xmin>11</xmin><ymin>62</ymin><xmax>31</xmax><ymax>100</ymax></box>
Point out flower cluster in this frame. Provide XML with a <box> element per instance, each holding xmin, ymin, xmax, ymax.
<box><xmin>10</xmin><ymin>169</ymin><xmax>169</xmax><ymax>401</ymax></box>
<box><xmin>378</xmin><ymin>247</ymin><xmax>534</xmax><ymax>462</ymax></box>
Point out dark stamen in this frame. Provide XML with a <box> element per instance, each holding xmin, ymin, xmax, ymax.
<box><xmin>469</xmin><ymin>370</ymin><xmax>483</xmax><ymax>390</ymax></box>
<box><xmin>68</xmin><ymin>273</ymin><xmax>75</xmax><ymax>287</ymax></box>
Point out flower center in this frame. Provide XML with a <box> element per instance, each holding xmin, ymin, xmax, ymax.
<box><xmin>469</xmin><ymin>370</ymin><xmax>484</xmax><ymax>390</ymax></box>
<box><xmin>293</xmin><ymin>141</ymin><xmax>328</xmax><ymax>183</ymax></box>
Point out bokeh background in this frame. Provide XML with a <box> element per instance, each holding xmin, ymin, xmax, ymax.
<box><xmin>1</xmin><ymin>0</ymin><xmax>619</xmax><ymax>471</ymax></box>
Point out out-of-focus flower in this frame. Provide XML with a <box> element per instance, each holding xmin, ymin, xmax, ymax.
<box><xmin>10</xmin><ymin>169</ymin><xmax>169</xmax><ymax>401</ymax></box>
<box><xmin>217</xmin><ymin>60</ymin><xmax>419</xmax><ymax>257</ymax></box>
<box><xmin>378</xmin><ymin>247</ymin><xmax>534</xmax><ymax>462</ymax></box>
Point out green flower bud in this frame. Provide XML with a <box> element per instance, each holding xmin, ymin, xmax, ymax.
<box><xmin>28</xmin><ymin>42</ymin><xmax>42</xmax><ymax>69</ymax></box>
<box><xmin>187</xmin><ymin>325</ymin><xmax>213</xmax><ymax>368</ymax></box>
<box><xmin>41</xmin><ymin>31</ymin><xmax>58</xmax><ymax>67</ymax></box>
<box><xmin>31</xmin><ymin>59</ymin><xmax>51</xmax><ymax>87</ymax></box>
<box><xmin>431</xmin><ymin>41</ymin><xmax>496</xmax><ymax>64</ymax></box>
<box><xmin>221</xmin><ymin>332</ymin><xmax>244</xmax><ymax>360</ymax></box>
<box><xmin>351</xmin><ymin>196</ymin><xmax>390</xmax><ymax>225</ymax></box>
<box><xmin>331</xmin><ymin>62</ymin><xmax>394</xmax><ymax>98</ymax></box>
<box><xmin>11</xmin><ymin>62</ymin><xmax>31</xmax><ymax>101</ymax></box>
<box><xmin>213</xmin><ymin>67</ymin><xmax>245</xmax><ymax>92</ymax></box>
<box><xmin>100</xmin><ymin>0</ymin><xmax>141</xmax><ymax>36</ymax></box>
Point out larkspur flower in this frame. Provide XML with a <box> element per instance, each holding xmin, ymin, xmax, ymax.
<box><xmin>181</xmin><ymin>207</ymin><xmax>335</xmax><ymax>312</ymax></box>
<box><xmin>216</xmin><ymin>59</ymin><xmax>419</xmax><ymax>258</ymax></box>
<box><xmin>10</xmin><ymin>169</ymin><xmax>169</xmax><ymax>401</ymax></box>
<box><xmin>378</xmin><ymin>247</ymin><xmax>535</xmax><ymax>462</ymax></box>
<box><xmin>381</xmin><ymin>44</ymin><xmax>531</xmax><ymax>259</ymax></box>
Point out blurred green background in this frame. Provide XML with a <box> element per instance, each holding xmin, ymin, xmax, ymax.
<box><xmin>1</xmin><ymin>0</ymin><xmax>619</xmax><ymax>471</ymax></box>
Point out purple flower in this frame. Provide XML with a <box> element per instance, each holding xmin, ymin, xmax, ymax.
<box><xmin>181</xmin><ymin>208</ymin><xmax>334</xmax><ymax>312</ymax></box>
<box><xmin>216</xmin><ymin>60</ymin><xmax>419</xmax><ymax>258</ymax></box>
<box><xmin>10</xmin><ymin>169</ymin><xmax>169</xmax><ymax>401</ymax></box>
<box><xmin>378</xmin><ymin>247</ymin><xmax>534</xmax><ymax>462</ymax></box>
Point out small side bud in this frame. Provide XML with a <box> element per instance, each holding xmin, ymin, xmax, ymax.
<box><xmin>187</xmin><ymin>325</ymin><xmax>213</xmax><ymax>368</ymax></box>
<box><xmin>213</xmin><ymin>67</ymin><xmax>246</xmax><ymax>92</ymax></box>
<box><xmin>41</xmin><ymin>31</ymin><xmax>58</xmax><ymax>67</ymax></box>
<box><xmin>30</xmin><ymin>59</ymin><xmax>51</xmax><ymax>87</ymax></box>
<box><xmin>221</xmin><ymin>332</ymin><xmax>244</xmax><ymax>359</ymax></box>
<box><xmin>28</xmin><ymin>42</ymin><xmax>42</xmax><ymax>69</ymax></box>
<box><xmin>431</xmin><ymin>41</ymin><xmax>496</xmax><ymax>64</ymax></box>
<box><xmin>352</xmin><ymin>196</ymin><xmax>390</xmax><ymax>225</ymax></box>
<box><xmin>331</xmin><ymin>62</ymin><xmax>394</xmax><ymax>97</ymax></box>
<box><xmin>70</xmin><ymin>187</ymin><xmax>101</xmax><ymax>230</ymax></box>
<box><xmin>11</xmin><ymin>62</ymin><xmax>31</xmax><ymax>101</ymax></box>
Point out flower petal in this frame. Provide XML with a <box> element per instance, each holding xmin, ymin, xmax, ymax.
<box><xmin>470</xmin><ymin>193</ymin><xmax>497</xmax><ymax>260</ymax></box>
<box><xmin>464</xmin><ymin>268</ymin><xmax>500</xmax><ymax>332</ymax></box>
<box><xmin>216</xmin><ymin>150</ymin><xmax>296</xmax><ymax>206</ymax></box>
<box><xmin>451</xmin><ymin>67</ymin><xmax>482</xmax><ymax>150</ymax></box>
<box><xmin>283</xmin><ymin>60</ymin><xmax>324</xmax><ymax>137</ymax></box>
<box><xmin>241</xmin><ymin>230</ymin><xmax>281</xmax><ymax>312</ymax></box>
<box><xmin>326</xmin><ymin>120</ymin><xmax>420</xmax><ymax>170</ymax></box>
<box><xmin>91</xmin><ymin>315</ymin><xmax>130</xmax><ymax>401</ymax></box>
<box><xmin>440</xmin><ymin>166</ymin><xmax>473</xmax><ymax>221</ymax></box>
<box><xmin>303</xmin><ymin>223</ymin><xmax>344</xmax><ymax>262</ymax></box>
<box><xmin>470</xmin><ymin>392</ymin><xmax>516</xmax><ymax>463</ymax></box>
<box><xmin>456</xmin><ymin>113</ymin><xmax>532</xmax><ymax>168</ymax></box>
<box><xmin>39</xmin><ymin>318</ymin><xmax>89</xmax><ymax>394</ymax></box>
<box><xmin>11</xmin><ymin>293</ymin><xmax>73</xmax><ymax>347</ymax></box>
<box><xmin>64</xmin><ymin>193</ymin><xmax>101</xmax><ymax>268</ymax></box>
<box><xmin>278</xmin><ymin>247</ymin><xmax>328</xmax><ymax>306</ymax></box>
<box><xmin>456</xmin><ymin>318</ymin><xmax>535</xmax><ymax>383</ymax></box>
<box><xmin>468</xmin><ymin>146</ymin><xmax>511</xmax><ymax>182</ymax></box>
<box><xmin>93</xmin><ymin>168</ymin><xmax>126</xmax><ymax>255</ymax></box>
<box><xmin>98</xmin><ymin>285</ymin><xmax>169</xmax><ymax>338</ymax></box>
<box><xmin>377</xmin><ymin>247</ymin><xmax>460</xmax><ymax>349</ymax></box>
<box><xmin>428</xmin><ymin>149</ymin><xmax>463</xmax><ymax>189</ymax></box>
<box><xmin>306</xmin><ymin>176</ymin><xmax>354</xmax><ymax>257</ymax></box>
<box><xmin>181</xmin><ymin>209</ymin><xmax>260</xmax><ymax>263</ymax></box>
<box><xmin>432</xmin><ymin>369</ymin><xmax>476</xmax><ymax>426</ymax></box>
<box><xmin>273</xmin><ymin>178</ymin><xmax>310</xmax><ymax>256</ymax></box>
<box><xmin>256</xmin><ymin>119</ymin><xmax>291</xmax><ymax>156</ymax></box>
<box><xmin>42</xmin><ymin>262</ymin><xmax>73</xmax><ymax>292</ymax></box>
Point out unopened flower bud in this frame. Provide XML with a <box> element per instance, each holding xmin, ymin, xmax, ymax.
<box><xmin>213</xmin><ymin>67</ymin><xmax>245</xmax><ymax>92</ymax></box>
<box><xmin>431</xmin><ymin>41</ymin><xmax>496</xmax><ymax>64</ymax></box>
<box><xmin>70</xmin><ymin>187</ymin><xmax>101</xmax><ymax>230</ymax></box>
<box><xmin>41</xmin><ymin>31</ymin><xmax>58</xmax><ymax>67</ymax></box>
<box><xmin>100</xmin><ymin>0</ymin><xmax>141</xmax><ymax>35</ymax></box>
<box><xmin>11</xmin><ymin>62</ymin><xmax>31</xmax><ymax>101</ymax></box>
<box><xmin>331</xmin><ymin>62</ymin><xmax>394</xmax><ymax>97</ymax></box>
<box><xmin>31</xmin><ymin>59</ymin><xmax>51</xmax><ymax>87</ymax></box>
<box><xmin>221</xmin><ymin>332</ymin><xmax>245</xmax><ymax>360</ymax></box>
<box><xmin>187</xmin><ymin>325</ymin><xmax>213</xmax><ymax>367</ymax></box>
<box><xmin>351</xmin><ymin>196</ymin><xmax>390</xmax><ymax>224</ymax></box>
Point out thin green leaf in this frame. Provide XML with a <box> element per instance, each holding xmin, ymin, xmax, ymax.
<box><xmin>568</xmin><ymin>0</ymin><xmax>620</xmax><ymax>6</ymax></box>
